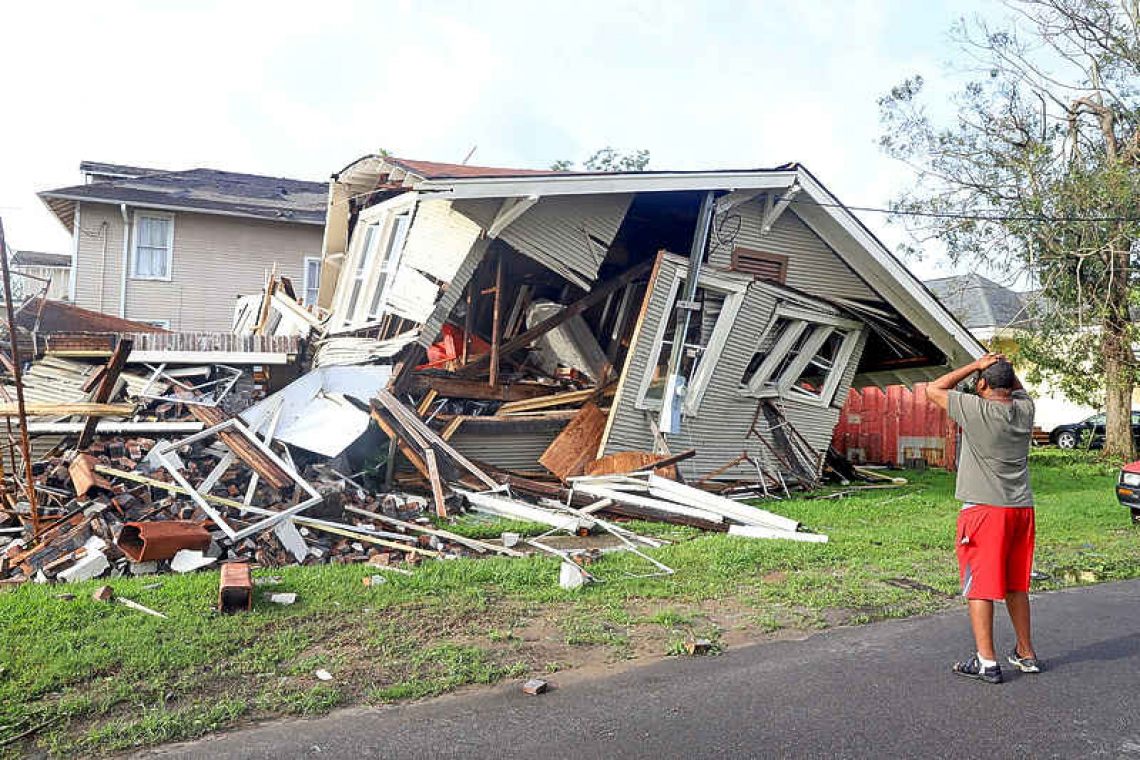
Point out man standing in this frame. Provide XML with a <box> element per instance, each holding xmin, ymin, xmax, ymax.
<box><xmin>927</xmin><ymin>353</ymin><xmax>1042</xmax><ymax>683</ymax></box>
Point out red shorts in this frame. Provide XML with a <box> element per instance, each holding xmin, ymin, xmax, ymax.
<box><xmin>956</xmin><ymin>505</ymin><xmax>1035</xmax><ymax>600</ymax></box>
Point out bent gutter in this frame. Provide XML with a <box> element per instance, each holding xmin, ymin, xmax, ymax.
<box><xmin>119</xmin><ymin>203</ymin><xmax>129</xmax><ymax>318</ymax></box>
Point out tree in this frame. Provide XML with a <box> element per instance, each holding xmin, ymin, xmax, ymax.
<box><xmin>879</xmin><ymin>0</ymin><xmax>1140</xmax><ymax>460</ymax></box>
<box><xmin>550</xmin><ymin>147</ymin><xmax>650</xmax><ymax>172</ymax></box>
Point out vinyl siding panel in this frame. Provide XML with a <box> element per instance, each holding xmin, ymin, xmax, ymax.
<box><xmin>73</xmin><ymin>202</ymin><xmax>322</xmax><ymax>331</ymax></box>
<box><xmin>446</xmin><ymin>426</ymin><xmax>566</xmax><ymax>472</ymax></box>
<box><xmin>603</xmin><ymin>256</ymin><xmax>867</xmax><ymax>483</ymax></box>
<box><xmin>710</xmin><ymin>199</ymin><xmax>880</xmax><ymax>302</ymax></box>
<box><xmin>400</xmin><ymin>199</ymin><xmax>483</xmax><ymax>283</ymax></box>
<box><xmin>497</xmin><ymin>194</ymin><xmax>633</xmax><ymax>286</ymax></box>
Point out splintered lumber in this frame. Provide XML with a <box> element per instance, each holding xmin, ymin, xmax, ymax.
<box><xmin>854</xmin><ymin>466</ymin><xmax>909</xmax><ymax>485</ymax></box>
<box><xmin>644</xmin><ymin>474</ymin><xmax>800</xmax><ymax>532</ymax></box>
<box><xmin>343</xmin><ymin>506</ymin><xmax>525</xmax><ymax>557</ymax></box>
<box><xmin>457</xmin><ymin>259</ymin><xmax>655</xmax><ymax>375</ymax></box>
<box><xmin>539</xmin><ymin>402</ymin><xmax>607</xmax><ymax>481</ymax></box>
<box><xmin>78</xmin><ymin>337</ymin><xmax>133</xmax><ymax>449</ymax></box>
<box><xmin>586</xmin><ymin>450</ymin><xmax>684</xmax><ymax>479</ymax></box>
<box><xmin>423</xmin><ymin>449</ymin><xmax>448</xmax><ymax>518</ymax></box>
<box><xmin>370</xmin><ymin>406</ymin><xmax>433</xmax><ymax>481</ymax></box>
<box><xmin>496</xmin><ymin>387</ymin><xmax>606</xmax><ymax>416</ymax></box>
<box><xmin>186</xmin><ymin>404</ymin><xmax>292</xmax><ymax>490</ymax></box>
<box><xmin>405</xmin><ymin>374</ymin><xmax>553</xmax><ymax>402</ymax></box>
<box><xmin>0</xmin><ymin>403</ymin><xmax>134</xmax><ymax>417</ymax></box>
<box><xmin>372</xmin><ymin>390</ymin><xmax>497</xmax><ymax>489</ymax></box>
<box><xmin>570</xmin><ymin>481</ymin><xmax>724</xmax><ymax>524</ymax></box>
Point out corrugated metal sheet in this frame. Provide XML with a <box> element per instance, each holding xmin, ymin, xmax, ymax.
<box><xmin>709</xmin><ymin>198</ymin><xmax>880</xmax><ymax>302</ymax></box>
<box><xmin>832</xmin><ymin>383</ymin><xmax>959</xmax><ymax>469</ymax></box>
<box><xmin>418</xmin><ymin>239</ymin><xmax>489</xmax><ymax>347</ymax></box>
<box><xmin>400</xmin><ymin>199</ymin><xmax>483</xmax><ymax>283</ymax></box>
<box><xmin>497</xmin><ymin>194</ymin><xmax>633</xmax><ymax>287</ymax></box>
<box><xmin>602</xmin><ymin>256</ymin><xmax>867</xmax><ymax>483</ymax></box>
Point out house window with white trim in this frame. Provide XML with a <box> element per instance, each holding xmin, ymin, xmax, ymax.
<box><xmin>740</xmin><ymin>307</ymin><xmax>862</xmax><ymax>406</ymax></box>
<box><xmin>131</xmin><ymin>212</ymin><xmax>174</xmax><ymax>280</ymax></box>
<box><xmin>366</xmin><ymin>212</ymin><xmax>411</xmax><ymax>320</ymax></box>
<box><xmin>302</xmin><ymin>257</ymin><xmax>321</xmax><ymax>306</ymax></box>
<box><xmin>344</xmin><ymin>223</ymin><xmax>381</xmax><ymax>318</ymax></box>
<box><xmin>635</xmin><ymin>268</ymin><xmax>747</xmax><ymax>416</ymax></box>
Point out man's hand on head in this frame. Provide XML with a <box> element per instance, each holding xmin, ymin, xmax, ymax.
<box><xmin>975</xmin><ymin>353</ymin><xmax>1007</xmax><ymax>372</ymax></box>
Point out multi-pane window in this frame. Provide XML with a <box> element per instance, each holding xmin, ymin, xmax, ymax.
<box><xmin>302</xmin><ymin>257</ymin><xmax>321</xmax><ymax>306</ymax></box>
<box><xmin>366</xmin><ymin>212</ymin><xmax>411</xmax><ymax>319</ymax></box>
<box><xmin>344</xmin><ymin>223</ymin><xmax>381</xmax><ymax>318</ymax></box>
<box><xmin>132</xmin><ymin>213</ymin><xmax>173</xmax><ymax>279</ymax></box>
<box><xmin>740</xmin><ymin>307</ymin><xmax>861</xmax><ymax>406</ymax></box>
<box><xmin>644</xmin><ymin>286</ymin><xmax>719</xmax><ymax>405</ymax></box>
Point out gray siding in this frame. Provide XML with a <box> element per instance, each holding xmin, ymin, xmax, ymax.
<box><xmin>447</xmin><ymin>426</ymin><xmax>566</xmax><ymax>472</ymax></box>
<box><xmin>709</xmin><ymin>199</ymin><xmax>880</xmax><ymax>302</ymax></box>
<box><xmin>602</xmin><ymin>256</ymin><xmax>867</xmax><ymax>483</ymax></box>
<box><xmin>417</xmin><ymin>239</ymin><xmax>489</xmax><ymax>347</ymax></box>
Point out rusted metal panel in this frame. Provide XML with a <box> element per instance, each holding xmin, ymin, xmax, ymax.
<box><xmin>832</xmin><ymin>382</ymin><xmax>959</xmax><ymax>469</ymax></box>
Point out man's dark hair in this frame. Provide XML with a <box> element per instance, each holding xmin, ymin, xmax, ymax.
<box><xmin>981</xmin><ymin>359</ymin><xmax>1016</xmax><ymax>390</ymax></box>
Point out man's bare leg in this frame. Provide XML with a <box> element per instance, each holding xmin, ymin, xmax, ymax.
<box><xmin>968</xmin><ymin>599</ymin><xmax>996</xmax><ymax>660</ymax></box>
<box><xmin>1004</xmin><ymin>591</ymin><xmax>1035</xmax><ymax>658</ymax></box>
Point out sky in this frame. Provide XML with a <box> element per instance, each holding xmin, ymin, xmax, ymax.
<box><xmin>0</xmin><ymin>0</ymin><xmax>995</xmax><ymax>281</ymax></box>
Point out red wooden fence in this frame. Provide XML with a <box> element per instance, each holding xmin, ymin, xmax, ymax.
<box><xmin>832</xmin><ymin>383</ymin><xmax>959</xmax><ymax>470</ymax></box>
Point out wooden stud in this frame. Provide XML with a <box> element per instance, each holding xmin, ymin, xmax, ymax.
<box><xmin>78</xmin><ymin>337</ymin><xmax>133</xmax><ymax>449</ymax></box>
<box><xmin>489</xmin><ymin>251</ymin><xmax>503</xmax><ymax>387</ymax></box>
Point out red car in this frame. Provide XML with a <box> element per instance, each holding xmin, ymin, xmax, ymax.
<box><xmin>1116</xmin><ymin>461</ymin><xmax>1140</xmax><ymax>523</ymax></box>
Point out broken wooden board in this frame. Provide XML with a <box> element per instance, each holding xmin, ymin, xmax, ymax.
<box><xmin>185</xmin><ymin>403</ymin><xmax>292</xmax><ymax>490</ymax></box>
<box><xmin>0</xmin><ymin>403</ymin><xmax>134</xmax><ymax>417</ymax></box>
<box><xmin>539</xmin><ymin>402</ymin><xmax>607</xmax><ymax>481</ymax></box>
<box><xmin>585</xmin><ymin>450</ymin><xmax>680</xmax><ymax>480</ymax></box>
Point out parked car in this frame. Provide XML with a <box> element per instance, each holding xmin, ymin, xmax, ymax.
<box><xmin>1116</xmin><ymin>461</ymin><xmax>1140</xmax><ymax>523</ymax></box>
<box><xmin>1050</xmin><ymin>411</ymin><xmax>1140</xmax><ymax>449</ymax></box>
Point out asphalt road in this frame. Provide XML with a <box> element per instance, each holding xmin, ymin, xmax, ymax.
<box><xmin>139</xmin><ymin>580</ymin><xmax>1140</xmax><ymax>759</ymax></box>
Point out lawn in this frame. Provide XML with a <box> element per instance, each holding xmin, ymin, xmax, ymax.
<box><xmin>0</xmin><ymin>449</ymin><xmax>1136</xmax><ymax>756</ymax></box>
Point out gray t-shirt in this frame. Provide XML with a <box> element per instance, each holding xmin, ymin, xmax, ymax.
<box><xmin>947</xmin><ymin>389</ymin><xmax>1034</xmax><ymax>507</ymax></box>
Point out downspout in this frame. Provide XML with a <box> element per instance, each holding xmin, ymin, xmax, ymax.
<box><xmin>658</xmin><ymin>191</ymin><xmax>715</xmax><ymax>435</ymax></box>
<box><xmin>97</xmin><ymin>220</ymin><xmax>108</xmax><ymax>312</ymax></box>
<box><xmin>68</xmin><ymin>202</ymin><xmax>81</xmax><ymax>302</ymax></box>
<box><xmin>119</xmin><ymin>203</ymin><xmax>129</xmax><ymax>318</ymax></box>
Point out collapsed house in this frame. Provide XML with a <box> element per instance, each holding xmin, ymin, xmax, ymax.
<box><xmin>0</xmin><ymin>157</ymin><xmax>985</xmax><ymax>592</ymax></box>
<box><xmin>311</xmin><ymin>157</ymin><xmax>983</xmax><ymax>491</ymax></box>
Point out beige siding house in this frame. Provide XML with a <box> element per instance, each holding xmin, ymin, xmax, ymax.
<box><xmin>38</xmin><ymin>161</ymin><xmax>325</xmax><ymax>331</ymax></box>
<box><xmin>11</xmin><ymin>251</ymin><xmax>70</xmax><ymax>302</ymax></box>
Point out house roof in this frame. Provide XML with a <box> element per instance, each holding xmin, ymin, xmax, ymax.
<box><xmin>15</xmin><ymin>297</ymin><xmax>168</xmax><ymax>334</ymax></box>
<box><xmin>13</xmin><ymin>250</ymin><xmax>70</xmax><ymax>268</ymax></box>
<box><xmin>39</xmin><ymin>166</ymin><xmax>328</xmax><ymax>230</ymax></box>
<box><xmin>79</xmin><ymin>161</ymin><xmax>165</xmax><ymax>179</ymax></box>
<box><xmin>924</xmin><ymin>273</ymin><xmax>1028</xmax><ymax>330</ymax></box>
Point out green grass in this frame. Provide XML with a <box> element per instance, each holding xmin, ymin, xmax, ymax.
<box><xmin>0</xmin><ymin>449</ymin><xmax>1136</xmax><ymax>756</ymax></box>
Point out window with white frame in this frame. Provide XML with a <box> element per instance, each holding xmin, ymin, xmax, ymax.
<box><xmin>636</xmin><ymin>269</ymin><xmax>747</xmax><ymax>416</ymax></box>
<box><xmin>302</xmin><ymin>257</ymin><xmax>321</xmax><ymax>306</ymax></box>
<box><xmin>366</xmin><ymin>211</ymin><xmax>411</xmax><ymax>320</ymax></box>
<box><xmin>131</xmin><ymin>212</ymin><xmax>173</xmax><ymax>279</ymax></box>
<box><xmin>335</xmin><ymin>195</ymin><xmax>417</xmax><ymax>328</ymax></box>
<box><xmin>740</xmin><ymin>306</ymin><xmax>862</xmax><ymax>406</ymax></box>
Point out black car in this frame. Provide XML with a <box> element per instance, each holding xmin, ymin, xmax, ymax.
<box><xmin>1051</xmin><ymin>411</ymin><xmax>1140</xmax><ymax>449</ymax></box>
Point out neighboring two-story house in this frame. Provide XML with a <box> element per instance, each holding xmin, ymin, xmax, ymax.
<box><xmin>37</xmin><ymin>161</ymin><xmax>326</xmax><ymax>331</ymax></box>
<box><xmin>11</xmin><ymin>250</ymin><xmax>70</xmax><ymax>302</ymax></box>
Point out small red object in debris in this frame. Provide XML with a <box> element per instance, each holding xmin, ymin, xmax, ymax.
<box><xmin>117</xmin><ymin>521</ymin><xmax>211</xmax><ymax>562</ymax></box>
<box><xmin>69</xmin><ymin>453</ymin><xmax>113</xmax><ymax>498</ymax></box>
<box><xmin>92</xmin><ymin>585</ymin><xmax>114</xmax><ymax>602</ymax></box>
<box><xmin>219</xmin><ymin>562</ymin><xmax>253</xmax><ymax>613</ymax></box>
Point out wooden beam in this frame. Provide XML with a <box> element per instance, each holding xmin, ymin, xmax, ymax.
<box><xmin>405</xmin><ymin>374</ymin><xmax>554</xmax><ymax>402</ymax></box>
<box><xmin>369</xmin><ymin>407</ymin><xmax>432</xmax><ymax>481</ymax></box>
<box><xmin>487</xmin><ymin>195</ymin><xmax>539</xmax><ymax>238</ymax></box>
<box><xmin>495</xmin><ymin>386</ymin><xmax>614</xmax><ymax>416</ymax></box>
<box><xmin>78</xmin><ymin>337</ymin><xmax>133</xmax><ymax>449</ymax></box>
<box><xmin>0</xmin><ymin>403</ymin><xmax>134</xmax><ymax>417</ymax></box>
<box><xmin>185</xmin><ymin>404</ymin><xmax>293</xmax><ymax>490</ymax></box>
<box><xmin>457</xmin><ymin>258</ymin><xmax>654</xmax><ymax>375</ymax></box>
<box><xmin>489</xmin><ymin>251</ymin><xmax>503</xmax><ymax>387</ymax></box>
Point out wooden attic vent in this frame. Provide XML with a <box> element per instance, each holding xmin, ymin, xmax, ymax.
<box><xmin>731</xmin><ymin>247</ymin><xmax>788</xmax><ymax>284</ymax></box>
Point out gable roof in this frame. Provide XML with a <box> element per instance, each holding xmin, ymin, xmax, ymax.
<box><xmin>13</xmin><ymin>250</ymin><xmax>70</xmax><ymax>268</ymax></box>
<box><xmin>39</xmin><ymin>166</ymin><xmax>328</xmax><ymax>230</ymax></box>
<box><xmin>924</xmin><ymin>273</ymin><xmax>1028</xmax><ymax>330</ymax></box>
<box><xmin>15</xmin><ymin>298</ymin><xmax>168</xmax><ymax>334</ymax></box>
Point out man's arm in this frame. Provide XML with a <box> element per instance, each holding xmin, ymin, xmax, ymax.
<box><xmin>926</xmin><ymin>353</ymin><xmax>1004</xmax><ymax>411</ymax></box>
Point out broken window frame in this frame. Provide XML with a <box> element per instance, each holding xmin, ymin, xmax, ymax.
<box><xmin>152</xmin><ymin>417</ymin><xmax>322</xmax><ymax>542</ymax></box>
<box><xmin>333</xmin><ymin>193</ymin><xmax>417</xmax><ymax>329</ymax></box>
<box><xmin>739</xmin><ymin>304</ymin><xmax>862</xmax><ymax>407</ymax></box>
<box><xmin>634</xmin><ymin>266</ymin><xmax>748</xmax><ymax>417</ymax></box>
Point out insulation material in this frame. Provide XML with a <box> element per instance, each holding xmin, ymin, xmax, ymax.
<box><xmin>400</xmin><ymin>200</ymin><xmax>483</xmax><ymax>282</ymax></box>
<box><xmin>239</xmin><ymin>366</ymin><xmax>392</xmax><ymax>457</ymax></box>
<box><xmin>526</xmin><ymin>300</ymin><xmax>608</xmax><ymax>382</ymax></box>
<box><xmin>385</xmin><ymin>267</ymin><xmax>439</xmax><ymax>323</ymax></box>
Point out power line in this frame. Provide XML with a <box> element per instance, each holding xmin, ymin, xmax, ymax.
<box><xmin>785</xmin><ymin>196</ymin><xmax>1140</xmax><ymax>223</ymax></box>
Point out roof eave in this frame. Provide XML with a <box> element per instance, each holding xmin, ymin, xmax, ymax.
<box><xmin>411</xmin><ymin>169</ymin><xmax>800</xmax><ymax>199</ymax></box>
<box><xmin>36</xmin><ymin>191</ymin><xmax>324</xmax><ymax>226</ymax></box>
